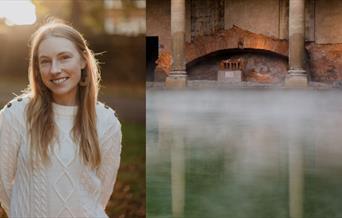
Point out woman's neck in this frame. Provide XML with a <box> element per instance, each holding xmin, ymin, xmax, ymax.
<box><xmin>52</xmin><ymin>95</ymin><xmax>78</xmax><ymax>106</ymax></box>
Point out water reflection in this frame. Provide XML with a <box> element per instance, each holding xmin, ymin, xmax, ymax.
<box><xmin>288</xmin><ymin>121</ymin><xmax>304</xmax><ymax>218</ymax></box>
<box><xmin>171</xmin><ymin>133</ymin><xmax>185</xmax><ymax>218</ymax></box>
<box><xmin>147</xmin><ymin>89</ymin><xmax>342</xmax><ymax>218</ymax></box>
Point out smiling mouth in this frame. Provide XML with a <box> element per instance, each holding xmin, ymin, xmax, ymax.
<box><xmin>51</xmin><ymin>77</ymin><xmax>69</xmax><ymax>84</ymax></box>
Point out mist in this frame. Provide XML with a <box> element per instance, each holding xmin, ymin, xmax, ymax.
<box><xmin>147</xmin><ymin>89</ymin><xmax>342</xmax><ymax>218</ymax></box>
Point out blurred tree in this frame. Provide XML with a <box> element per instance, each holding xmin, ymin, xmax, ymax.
<box><xmin>33</xmin><ymin>0</ymin><xmax>105</xmax><ymax>34</ymax></box>
<box><xmin>81</xmin><ymin>0</ymin><xmax>105</xmax><ymax>34</ymax></box>
<box><xmin>0</xmin><ymin>0</ymin><xmax>142</xmax><ymax>35</ymax></box>
<box><xmin>33</xmin><ymin>0</ymin><xmax>71</xmax><ymax>21</ymax></box>
<box><xmin>70</xmin><ymin>0</ymin><xmax>83</xmax><ymax>29</ymax></box>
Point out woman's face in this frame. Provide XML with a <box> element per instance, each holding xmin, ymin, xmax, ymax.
<box><xmin>38</xmin><ymin>36</ymin><xmax>86</xmax><ymax>105</ymax></box>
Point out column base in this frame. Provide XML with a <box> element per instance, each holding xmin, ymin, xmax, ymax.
<box><xmin>165</xmin><ymin>72</ymin><xmax>187</xmax><ymax>88</ymax></box>
<box><xmin>285</xmin><ymin>70</ymin><xmax>308</xmax><ymax>88</ymax></box>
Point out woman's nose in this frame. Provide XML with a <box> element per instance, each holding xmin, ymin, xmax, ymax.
<box><xmin>50</xmin><ymin>60</ymin><xmax>61</xmax><ymax>74</ymax></box>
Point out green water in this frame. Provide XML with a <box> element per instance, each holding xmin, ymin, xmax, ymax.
<box><xmin>147</xmin><ymin>89</ymin><xmax>342</xmax><ymax>218</ymax></box>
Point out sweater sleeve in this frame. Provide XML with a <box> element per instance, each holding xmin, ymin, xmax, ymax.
<box><xmin>97</xmin><ymin>114</ymin><xmax>122</xmax><ymax>208</ymax></box>
<box><xmin>0</xmin><ymin>108</ymin><xmax>20</xmax><ymax>214</ymax></box>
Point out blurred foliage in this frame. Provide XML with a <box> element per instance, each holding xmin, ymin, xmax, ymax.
<box><xmin>0</xmin><ymin>0</ymin><xmax>145</xmax><ymax>35</ymax></box>
<box><xmin>30</xmin><ymin>0</ymin><xmax>143</xmax><ymax>35</ymax></box>
<box><xmin>32</xmin><ymin>0</ymin><xmax>104</xmax><ymax>34</ymax></box>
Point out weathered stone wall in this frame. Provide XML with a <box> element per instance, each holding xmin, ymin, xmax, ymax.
<box><xmin>147</xmin><ymin>0</ymin><xmax>342</xmax><ymax>83</ymax></box>
<box><xmin>315</xmin><ymin>0</ymin><xmax>342</xmax><ymax>44</ymax></box>
<box><xmin>147</xmin><ymin>0</ymin><xmax>342</xmax><ymax>45</ymax></box>
<box><xmin>147</xmin><ymin>0</ymin><xmax>284</xmax><ymax>51</ymax></box>
<box><xmin>146</xmin><ymin>0</ymin><xmax>171</xmax><ymax>51</ymax></box>
<box><xmin>243</xmin><ymin>54</ymin><xmax>288</xmax><ymax>83</ymax></box>
<box><xmin>225</xmin><ymin>0</ymin><xmax>280</xmax><ymax>38</ymax></box>
<box><xmin>305</xmin><ymin>0</ymin><xmax>315</xmax><ymax>41</ymax></box>
<box><xmin>190</xmin><ymin>0</ymin><xmax>224</xmax><ymax>39</ymax></box>
<box><xmin>187</xmin><ymin>52</ymin><xmax>288</xmax><ymax>83</ymax></box>
<box><xmin>306</xmin><ymin>43</ymin><xmax>342</xmax><ymax>82</ymax></box>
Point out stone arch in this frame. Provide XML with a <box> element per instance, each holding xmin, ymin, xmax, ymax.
<box><xmin>185</xmin><ymin>26</ymin><xmax>288</xmax><ymax>64</ymax></box>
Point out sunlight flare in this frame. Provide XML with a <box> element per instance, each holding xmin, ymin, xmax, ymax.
<box><xmin>0</xmin><ymin>0</ymin><xmax>36</xmax><ymax>26</ymax></box>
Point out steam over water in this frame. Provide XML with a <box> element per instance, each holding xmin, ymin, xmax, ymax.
<box><xmin>147</xmin><ymin>89</ymin><xmax>342</xmax><ymax>218</ymax></box>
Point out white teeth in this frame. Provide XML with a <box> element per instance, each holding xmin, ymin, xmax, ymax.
<box><xmin>52</xmin><ymin>78</ymin><xmax>67</xmax><ymax>84</ymax></box>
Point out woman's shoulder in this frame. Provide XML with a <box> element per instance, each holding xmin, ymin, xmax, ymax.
<box><xmin>96</xmin><ymin>101</ymin><xmax>120</xmax><ymax>129</ymax></box>
<box><xmin>0</xmin><ymin>95</ymin><xmax>30</xmax><ymax>129</ymax></box>
<box><xmin>0</xmin><ymin>95</ymin><xmax>31</xmax><ymax>118</ymax></box>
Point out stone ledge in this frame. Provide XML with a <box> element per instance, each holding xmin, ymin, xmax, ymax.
<box><xmin>147</xmin><ymin>80</ymin><xmax>342</xmax><ymax>90</ymax></box>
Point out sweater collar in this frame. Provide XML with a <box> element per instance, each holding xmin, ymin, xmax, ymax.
<box><xmin>52</xmin><ymin>102</ymin><xmax>78</xmax><ymax>116</ymax></box>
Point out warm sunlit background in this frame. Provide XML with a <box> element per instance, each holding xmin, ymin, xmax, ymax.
<box><xmin>0</xmin><ymin>0</ymin><xmax>36</xmax><ymax>26</ymax></box>
<box><xmin>0</xmin><ymin>0</ymin><xmax>145</xmax><ymax>217</ymax></box>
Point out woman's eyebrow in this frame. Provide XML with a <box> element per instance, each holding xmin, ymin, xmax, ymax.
<box><xmin>38</xmin><ymin>55</ymin><xmax>49</xmax><ymax>60</ymax></box>
<box><xmin>57</xmin><ymin>51</ymin><xmax>73</xmax><ymax>56</ymax></box>
<box><xmin>39</xmin><ymin>51</ymin><xmax>73</xmax><ymax>59</ymax></box>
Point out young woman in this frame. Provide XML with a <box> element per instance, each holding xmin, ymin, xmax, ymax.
<box><xmin>0</xmin><ymin>20</ymin><xmax>122</xmax><ymax>218</ymax></box>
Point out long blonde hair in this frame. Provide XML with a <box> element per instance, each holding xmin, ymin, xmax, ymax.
<box><xmin>26</xmin><ymin>20</ymin><xmax>101</xmax><ymax>169</ymax></box>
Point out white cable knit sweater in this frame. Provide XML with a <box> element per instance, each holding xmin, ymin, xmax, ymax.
<box><xmin>0</xmin><ymin>96</ymin><xmax>122</xmax><ymax>218</ymax></box>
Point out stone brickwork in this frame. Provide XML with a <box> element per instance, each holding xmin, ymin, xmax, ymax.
<box><xmin>190</xmin><ymin>0</ymin><xmax>224</xmax><ymax>39</ymax></box>
<box><xmin>185</xmin><ymin>26</ymin><xmax>288</xmax><ymax>63</ymax></box>
<box><xmin>306</xmin><ymin>43</ymin><xmax>342</xmax><ymax>82</ymax></box>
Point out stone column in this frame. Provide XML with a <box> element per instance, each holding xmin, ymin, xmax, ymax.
<box><xmin>285</xmin><ymin>0</ymin><xmax>308</xmax><ymax>87</ymax></box>
<box><xmin>166</xmin><ymin>0</ymin><xmax>187</xmax><ymax>88</ymax></box>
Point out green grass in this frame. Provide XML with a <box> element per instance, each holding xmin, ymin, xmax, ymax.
<box><xmin>106</xmin><ymin>121</ymin><xmax>145</xmax><ymax>218</ymax></box>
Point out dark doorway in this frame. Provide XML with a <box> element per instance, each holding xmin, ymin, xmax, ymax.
<box><xmin>146</xmin><ymin>36</ymin><xmax>158</xmax><ymax>81</ymax></box>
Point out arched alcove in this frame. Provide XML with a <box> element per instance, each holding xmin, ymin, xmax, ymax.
<box><xmin>186</xmin><ymin>48</ymin><xmax>288</xmax><ymax>83</ymax></box>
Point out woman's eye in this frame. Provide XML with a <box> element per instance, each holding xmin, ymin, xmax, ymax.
<box><xmin>61</xmin><ymin>55</ymin><xmax>70</xmax><ymax>60</ymax></box>
<box><xmin>40</xmin><ymin>60</ymin><xmax>50</xmax><ymax>64</ymax></box>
